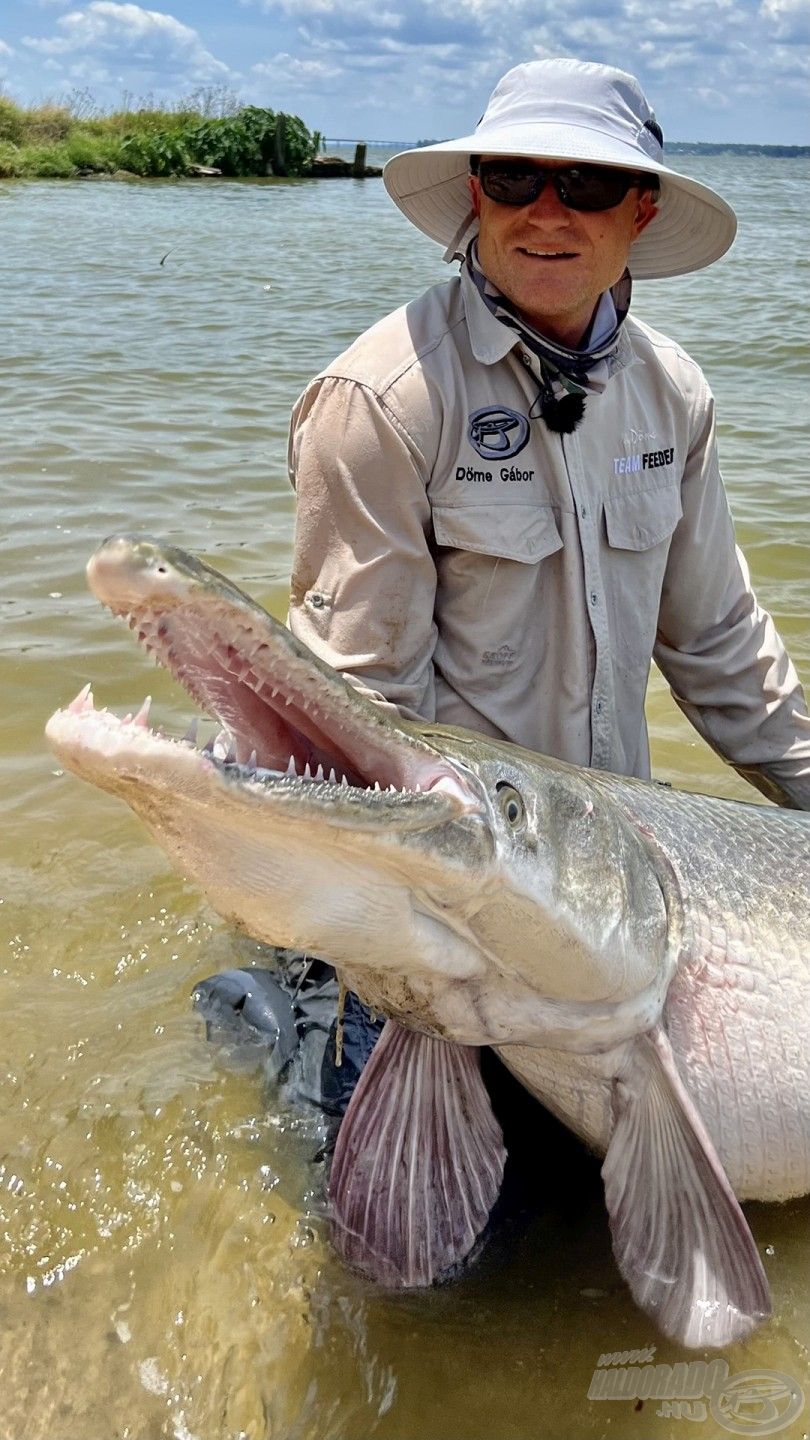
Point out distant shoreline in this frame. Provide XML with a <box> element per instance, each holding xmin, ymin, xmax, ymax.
<box><xmin>325</xmin><ymin>139</ymin><xmax>810</xmax><ymax>158</ymax></box>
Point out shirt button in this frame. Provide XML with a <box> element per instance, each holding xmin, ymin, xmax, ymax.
<box><xmin>595</xmin><ymin>699</ymin><xmax>604</xmax><ymax>714</ymax></box>
<box><xmin>590</xmin><ymin>591</ymin><xmax>599</xmax><ymax>606</ymax></box>
<box><xmin>580</xmin><ymin>505</ymin><xmax>587</xmax><ymax>518</ymax></box>
<box><xmin>521</xmin><ymin>352</ymin><xmax>532</xmax><ymax>366</ymax></box>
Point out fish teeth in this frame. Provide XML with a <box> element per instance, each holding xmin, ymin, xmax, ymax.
<box><xmin>133</xmin><ymin>696</ymin><xmax>152</xmax><ymax>729</ymax></box>
<box><xmin>182</xmin><ymin>718</ymin><xmax>199</xmax><ymax>746</ymax></box>
<box><xmin>68</xmin><ymin>683</ymin><xmax>94</xmax><ymax>714</ymax></box>
<box><xmin>212</xmin><ymin>731</ymin><xmax>230</xmax><ymax>761</ymax></box>
<box><xmin>248</xmin><ymin>750</ymin><xmax>258</xmax><ymax>771</ymax></box>
<box><xmin>329</xmin><ymin>768</ymin><xmax>337</xmax><ymax>785</ymax></box>
<box><xmin>285</xmin><ymin>755</ymin><xmax>297</xmax><ymax>778</ymax></box>
<box><xmin>314</xmin><ymin>764</ymin><xmax>325</xmax><ymax>782</ymax></box>
<box><xmin>303</xmin><ymin>762</ymin><xmax>312</xmax><ymax>781</ymax></box>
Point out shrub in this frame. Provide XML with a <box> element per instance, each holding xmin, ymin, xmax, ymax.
<box><xmin>119</xmin><ymin>129</ymin><xmax>191</xmax><ymax>176</ymax></box>
<box><xmin>0</xmin><ymin>95</ymin><xmax>320</xmax><ymax>179</ymax></box>
<box><xmin>182</xmin><ymin>107</ymin><xmax>277</xmax><ymax>175</ymax></box>
<box><xmin>18</xmin><ymin>143</ymin><xmax>77</xmax><ymax>178</ymax></box>
<box><xmin>0</xmin><ymin>96</ymin><xmax>24</xmax><ymax>145</ymax></box>
<box><xmin>65</xmin><ymin>131</ymin><xmax>126</xmax><ymax>172</ymax></box>
<box><xmin>23</xmin><ymin>104</ymin><xmax>73</xmax><ymax>143</ymax></box>
<box><xmin>274</xmin><ymin>112</ymin><xmax>320</xmax><ymax>175</ymax></box>
<box><xmin>0</xmin><ymin>140</ymin><xmax>22</xmax><ymax>177</ymax></box>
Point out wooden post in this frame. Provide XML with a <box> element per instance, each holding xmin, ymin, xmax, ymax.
<box><xmin>352</xmin><ymin>143</ymin><xmax>367</xmax><ymax>178</ymax></box>
<box><xmin>272</xmin><ymin>114</ymin><xmax>288</xmax><ymax>176</ymax></box>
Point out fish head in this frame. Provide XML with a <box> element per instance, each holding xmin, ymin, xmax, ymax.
<box><xmin>46</xmin><ymin>538</ymin><xmax>495</xmax><ymax>976</ymax></box>
<box><xmin>47</xmin><ymin>536</ymin><xmax>673</xmax><ymax>1043</ymax></box>
<box><xmin>422</xmin><ymin>725</ymin><xmax>674</xmax><ymax>1012</ymax></box>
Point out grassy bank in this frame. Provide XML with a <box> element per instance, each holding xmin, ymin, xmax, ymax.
<box><xmin>0</xmin><ymin>88</ymin><xmax>321</xmax><ymax>179</ymax></box>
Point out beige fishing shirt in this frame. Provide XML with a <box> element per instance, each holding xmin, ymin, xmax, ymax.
<box><xmin>288</xmin><ymin>266</ymin><xmax>810</xmax><ymax>807</ymax></box>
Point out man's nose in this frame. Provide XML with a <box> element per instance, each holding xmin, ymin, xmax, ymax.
<box><xmin>525</xmin><ymin>180</ymin><xmax>571</xmax><ymax>220</ymax></box>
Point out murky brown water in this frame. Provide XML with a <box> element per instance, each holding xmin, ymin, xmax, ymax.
<box><xmin>1</xmin><ymin>154</ymin><xmax>808</xmax><ymax>1439</ymax></box>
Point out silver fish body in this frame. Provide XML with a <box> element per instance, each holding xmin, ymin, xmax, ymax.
<box><xmin>497</xmin><ymin>774</ymin><xmax>810</xmax><ymax>1202</ymax></box>
<box><xmin>46</xmin><ymin>537</ymin><xmax>810</xmax><ymax>1350</ymax></box>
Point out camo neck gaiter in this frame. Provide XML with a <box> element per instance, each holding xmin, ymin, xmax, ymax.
<box><xmin>466</xmin><ymin>240</ymin><xmax>632</xmax><ymax>434</ymax></box>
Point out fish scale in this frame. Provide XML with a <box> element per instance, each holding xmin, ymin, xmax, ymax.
<box><xmin>515</xmin><ymin>771</ymin><xmax>810</xmax><ymax>1200</ymax></box>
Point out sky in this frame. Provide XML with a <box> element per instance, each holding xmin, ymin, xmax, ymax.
<box><xmin>1</xmin><ymin>0</ymin><xmax>808</xmax><ymax>144</ymax></box>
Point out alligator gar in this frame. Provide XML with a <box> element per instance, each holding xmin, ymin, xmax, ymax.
<box><xmin>46</xmin><ymin>536</ymin><xmax>810</xmax><ymax>1350</ymax></box>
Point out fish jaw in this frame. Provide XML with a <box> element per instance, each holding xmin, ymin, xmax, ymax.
<box><xmin>45</xmin><ymin>688</ymin><xmax>494</xmax><ymax>983</ymax></box>
<box><xmin>85</xmin><ymin>534</ymin><xmax>476</xmax><ymax>806</ymax></box>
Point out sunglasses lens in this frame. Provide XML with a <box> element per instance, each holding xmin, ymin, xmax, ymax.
<box><xmin>478</xmin><ymin>164</ymin><xmax>539</xmax><ymax>205</ymax></box>
<box><xmin>560</xmin><ymin>167</ymin><xmax>632</xmax><ymax>210</ymax></box>
<box><xmin>478</xmin><ymin>162</ymin><xmax>637</xmax><ymax>211</ymax></box>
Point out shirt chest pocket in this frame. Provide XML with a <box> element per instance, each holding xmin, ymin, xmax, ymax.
<box><xmin>432</xmin><ymin>502</ymin><xmax>563</xmax><ymax>563</ymax></box>
<box><xmin>603</xmin><ymin>482</ymin><xmax>683</xmax><ymax>551</ymax></box>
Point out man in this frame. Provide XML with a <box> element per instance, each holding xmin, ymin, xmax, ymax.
<box><xmin>287</xmin><ymin>57</ymin><xmax>810</xmax><ymax>809</ymax></box>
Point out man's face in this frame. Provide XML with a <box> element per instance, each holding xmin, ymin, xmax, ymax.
<box><xmin>469</xmin><ymin>157</ymin><xmax>658</xmax><ymax>347</ymax></box>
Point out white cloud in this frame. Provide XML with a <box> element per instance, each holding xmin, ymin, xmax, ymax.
<box><xmin>22</xmin><ymin>2</ymin><xmax>229</xmax><ymax>80</ymax></box>
<box><xmin>3</xmin><ymin>0</ymin><xmax>805</xmax><ymax>140</ymax></box>
<box><xmin>761</xmin><ymin>0</ymin><xmax>810</xmax><ymax>35</ymax></box>
<box><xmin>255</xmin><ymin>0</ymin><xmax>401</xmax><ymax>18</ymax></box>
<box><xmin>695</xmin><ymin>87</ymin><xmax>730</xmax><ymax>107</ymax></box>
<box><xmin>252</xmin><ymin>51</ymin><xmax>341</xmax><ymax>82</ymax></box>
<box><xmin>0</xmin><ymin>39</ymin><xmax>14</xmax><ymax>55</ymax></box>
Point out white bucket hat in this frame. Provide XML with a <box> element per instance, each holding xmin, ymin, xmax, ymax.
<box><xmin>383</xmin><ymin>59</ymin><xmax>737</xmax><ymax>280</ymax></box>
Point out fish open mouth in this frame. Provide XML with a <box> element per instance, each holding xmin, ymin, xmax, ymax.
<box><xmin>47</xmin><ymin>537</ymin><xmax>480</xmax><ymax>821</ymax></box>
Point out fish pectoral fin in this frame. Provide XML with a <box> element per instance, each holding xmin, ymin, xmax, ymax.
<box><xmin>602</xmin><ymin>1023</ymin><xmax>771</xmax><ymax>1349</ymax></box>
<box><xmin>329</xmin><ymin>1018</ymin><xmax>506</xmax><ymax>1287</ymax></box>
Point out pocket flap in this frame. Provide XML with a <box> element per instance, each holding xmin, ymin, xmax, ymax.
<box><xmin>432</xmin><ymin>504</ymin><xmax>563</xmax><ymax>565</ymax></box>
<box><xmin>604</xmin><ymin>484</ymin><xmax>683</xmax><ymax>552</ymax></box>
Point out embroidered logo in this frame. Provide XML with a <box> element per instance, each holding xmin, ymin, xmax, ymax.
<box><xmin>469</xmin><ymin>406</ymin><xmax>530</xmax><ymax>460</ymax></box>
<box><xmin>482</xmin><ymin>644</ymin><xmax>517</xmax><ymax>667</ymax></box>
<box><xmin>612</xmin><ymin>446</ymin><xmax>674</xmax><ymax>475</ymax></box>
<box><xmin>621</xmin><ymin>427</ymin><xmax>657</xmax><ymax>448</ymax></box>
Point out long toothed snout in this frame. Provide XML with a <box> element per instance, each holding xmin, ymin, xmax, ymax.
<box><xmin>50</xmin><ymin>536</ymin><xmax>483</xmax><ymax>820</ymax></box>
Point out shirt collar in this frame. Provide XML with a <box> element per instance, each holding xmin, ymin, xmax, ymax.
<box><xmin>460</xmin><ymin>264</ymin><xmax>636</xmax><ymax>377</ymax></box>
<box><xmin>461</xmin><ymin>265</ymin><xmax>519</xmax><ymax>364</ymax></box>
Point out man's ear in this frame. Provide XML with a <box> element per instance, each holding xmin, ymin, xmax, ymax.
<box><xmin>633</xmin><ymin>190</ymin><xmax>658</xmax><ymax>239</ymax></box>
<box><xmin>468</xmin><ymin>175</ymin><xmax>481</xmax><ymax>218</ymax></box>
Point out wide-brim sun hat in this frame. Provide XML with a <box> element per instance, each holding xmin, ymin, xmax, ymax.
<box><xmin>383</xmin><ymin>59</ymin><xmax>737</xmax><ymax>280</ymax></box>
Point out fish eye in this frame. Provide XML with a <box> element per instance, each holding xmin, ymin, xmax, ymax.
<box><xmin>496</xmin><ymin>782</ymin><xmax>525</xmax><ymax>827</ymax></box>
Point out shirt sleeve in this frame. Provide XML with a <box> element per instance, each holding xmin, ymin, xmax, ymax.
<box><xmin>653</xmin><ymin>380</ymin><xmax>810</xmax><ymax>809</ymax></box>
<box><xmin>287</xmin><ymin>373</ymin><xmax>438</xmax><ymax>721</ymax></box>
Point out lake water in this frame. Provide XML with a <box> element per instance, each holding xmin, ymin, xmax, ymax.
<box><xmin>0</xmin><ymin>151</ymin><xmax>808</xmax><ymax>1440</ymax></box>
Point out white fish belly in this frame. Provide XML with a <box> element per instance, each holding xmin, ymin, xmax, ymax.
<box><xmin>498</xmin><ymin>920</ymin><xmax>810</xmax><ymax>1203</ymax></box>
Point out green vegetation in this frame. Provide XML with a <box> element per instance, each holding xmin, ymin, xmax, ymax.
<box><xmin>0</xmin><ymin>87</ymin><xmax>322</xmax><ymax>180</ymax></box>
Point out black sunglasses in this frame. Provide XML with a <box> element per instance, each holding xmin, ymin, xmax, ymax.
<box><xmin>471</xmin><ymin>157</ymin><xmax>654</xmax><ymax>212</ymax></box>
